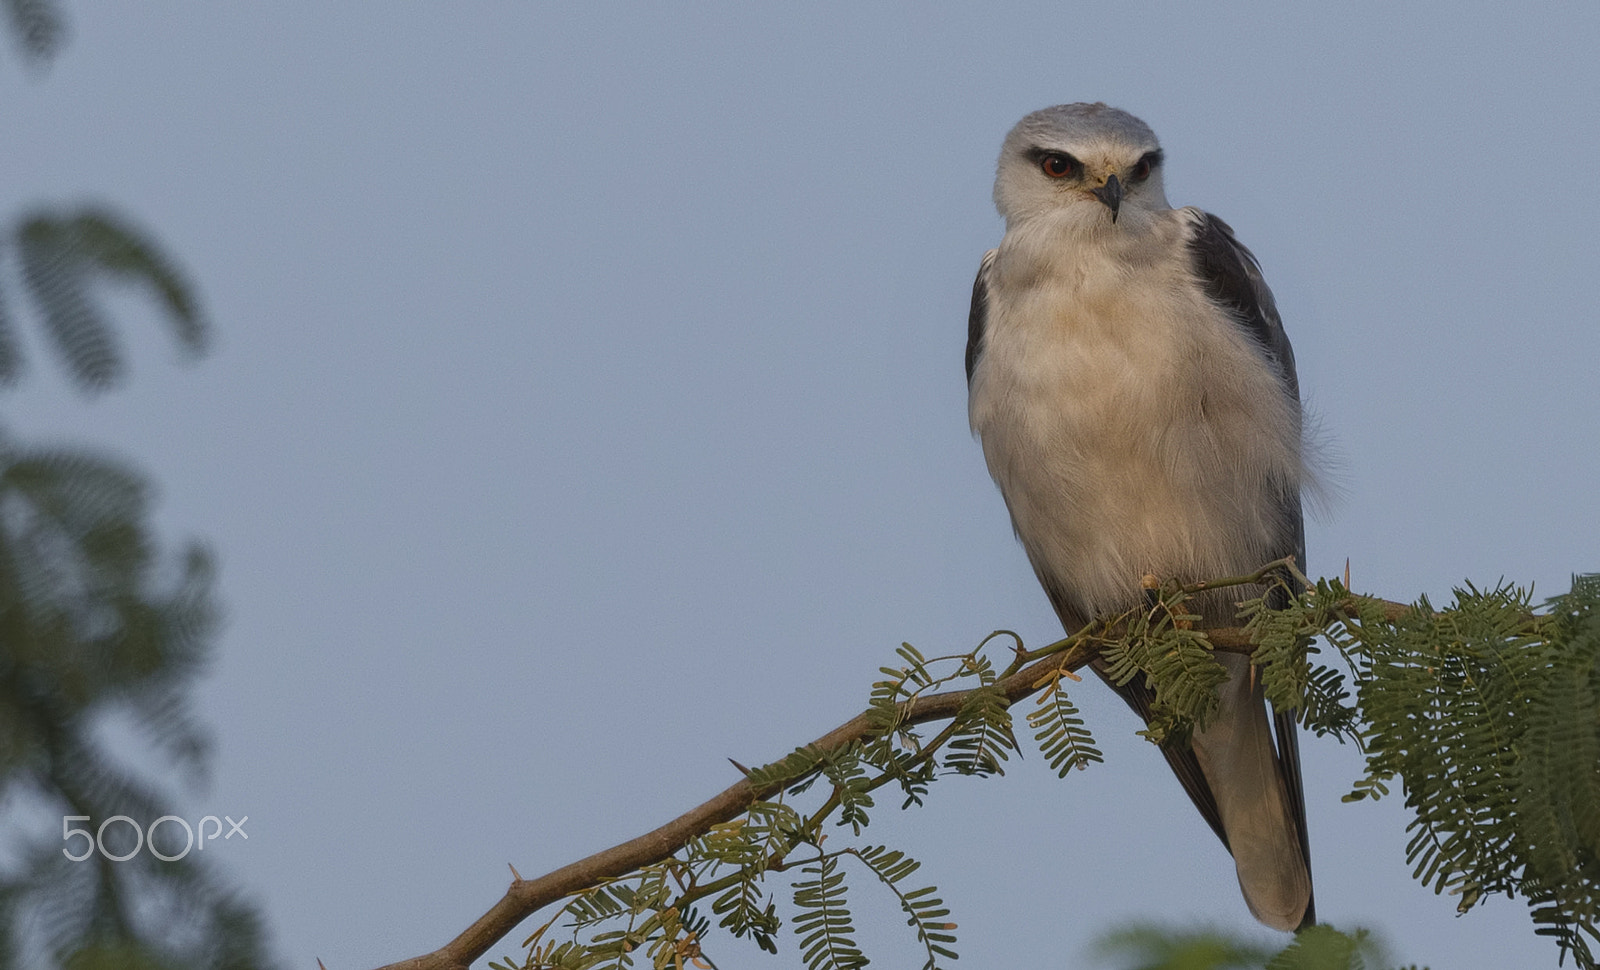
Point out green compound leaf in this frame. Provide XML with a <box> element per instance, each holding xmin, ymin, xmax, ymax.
<box><xmin>792</xmin><ymin>854</ymin><xmax>867</xmax><ymax>970</ymax></box>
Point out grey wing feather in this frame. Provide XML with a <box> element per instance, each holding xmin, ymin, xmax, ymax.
<box><xmin>1186</xmin><ymin>210</ymin><xmax>1307</xmax><ymax>576</ymax></box>
<box><xmin>1273</xmin><ymin>699</ymin><xmax>1314</xmax><ymax>925</ymax></box>
<box><xmin>966</xmin><ymin>249</ymin><xmax>995</xmax><ymax>384</ymax></box>
<box><xmin>1189</xmin><ymin>210</ymin><xmax>1315</xmax><ymax>926</ymax></box>
<box><xmin>1188</xmin><ymin>212</ymin><xmax>1299</xmax><ymax>400</ymax></box>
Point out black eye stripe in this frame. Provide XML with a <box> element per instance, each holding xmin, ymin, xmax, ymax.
<box><xmin>1028</xmin><ymin>148</ymin><xmax>1161</xmax><ymax>183</ymax></box>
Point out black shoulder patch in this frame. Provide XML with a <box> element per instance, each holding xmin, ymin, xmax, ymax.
<box><xmin>1186</xmin><ymin>212</ymin><xmax>1299</xmax><ymax>400</ymax></box>
<box><xmin>966</xmin><ymin>251</ymin><xmax>995</xmax><ymax>384</ymax></box>
<box><xmin>1188</xmin><ymin>210</ymin><xmax>1306</xmax><ymax>568</ymax></box>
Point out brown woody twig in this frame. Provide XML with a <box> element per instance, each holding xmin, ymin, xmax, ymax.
<box><xmin>366</xmin><ymin>590</ymin><xmax>1409</xmax><ymax>970</ymax></box>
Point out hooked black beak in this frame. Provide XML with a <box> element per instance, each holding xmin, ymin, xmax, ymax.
<box><xmin>1091</xmin><ymin>173</ymin><xmax>1123</xmax><ymax>223</ymax></box>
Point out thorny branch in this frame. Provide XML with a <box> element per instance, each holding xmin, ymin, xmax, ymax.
<box><xmin>365</xmin><ymin>570</ymin><xmax>1409</xmax><ymax>970</ymax></box>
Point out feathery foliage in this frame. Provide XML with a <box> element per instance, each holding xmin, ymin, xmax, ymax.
<box><xmin>488</xmin><ymin>563</ymin><xmax>1600</xmax><ymax>970</ymax></box>
<box><xmin>1092</xmin><ymin>922</ymin><xmax>1397</xmax><ymax>970</ymax></box>
<box><xmin>0</xmin><ymin>438</ymin><xmax>273</xmax><ymax>970</ymax></box>
<box><xmin>501</xmin><ymin>632</ymin><xmax>1060</xmax><ymax>970</ymax></box>
<box><xmin>1093</xmin><ymin>922</ymin><xmax>1272</xmax><ymax>969</ymax></box>
<box><xmin>1235</xmin><ymin>571</ymin><xmax>1600</xmax><ymax>968</ymax></box>
<box><xmin>1027</xmin><ymin>667</ymin><xmax>1103</xmax><ymax>778</ymax></box>
<box><xmin>2</xmin><ymin>0</ymin><xmax>64</xmax><ymax>63</ymax></box>
<box><xmin>941</xmin><ymin>652</ymin><xmax>1015</xmax><ymax>777</ymax></box>
<box><xmin>0</xmin><ymin>13</ymin><xmax>271</xmax><ymax>967</ymax></box>
<box><xmin>791</xmin><ymin>854</ymin><xmax>865</xmax><ymax>970</ymax></box>
<box><xmin>5</xmin><ymin>207</ymin><xmax>207</xmax><ymax>391</ymax></box>
<box><xmin>848</xmin><ymin>846</ymin><xmax>956</xmax><ymax>970</ymax></box>
<box><xmin>1098</xmin><ymin>585</ymin><xmax>1227</xmax><ymax>745</ymax></box>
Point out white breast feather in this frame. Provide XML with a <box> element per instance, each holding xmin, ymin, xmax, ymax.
<box><xmin>969</xmin><ymin>208</ymin><xmax>1303</xmax><ymax>624</ymax></box>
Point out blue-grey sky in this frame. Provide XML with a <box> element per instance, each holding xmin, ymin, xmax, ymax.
<box><xmin>6</xmin><ymin>3</ymin><xmax>1599</xmax><ymax>968</ymax></box>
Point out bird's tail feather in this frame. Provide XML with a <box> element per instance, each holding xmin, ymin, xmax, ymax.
<box><xmin>1190</xmin><ymin>652</ymin><xmax>1313</xmax><ymax>931</ymax></box>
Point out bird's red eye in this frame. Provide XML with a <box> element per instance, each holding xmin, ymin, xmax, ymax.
<box><xmin>1040</xmin><ymin>153</ymin><xmax>1078</xmax><ymax>179</ymax></box>
<box><xmin>1129</xmin><ymin>151</ymin><xmax>1161</xmax><ymax>183</ymax></box>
